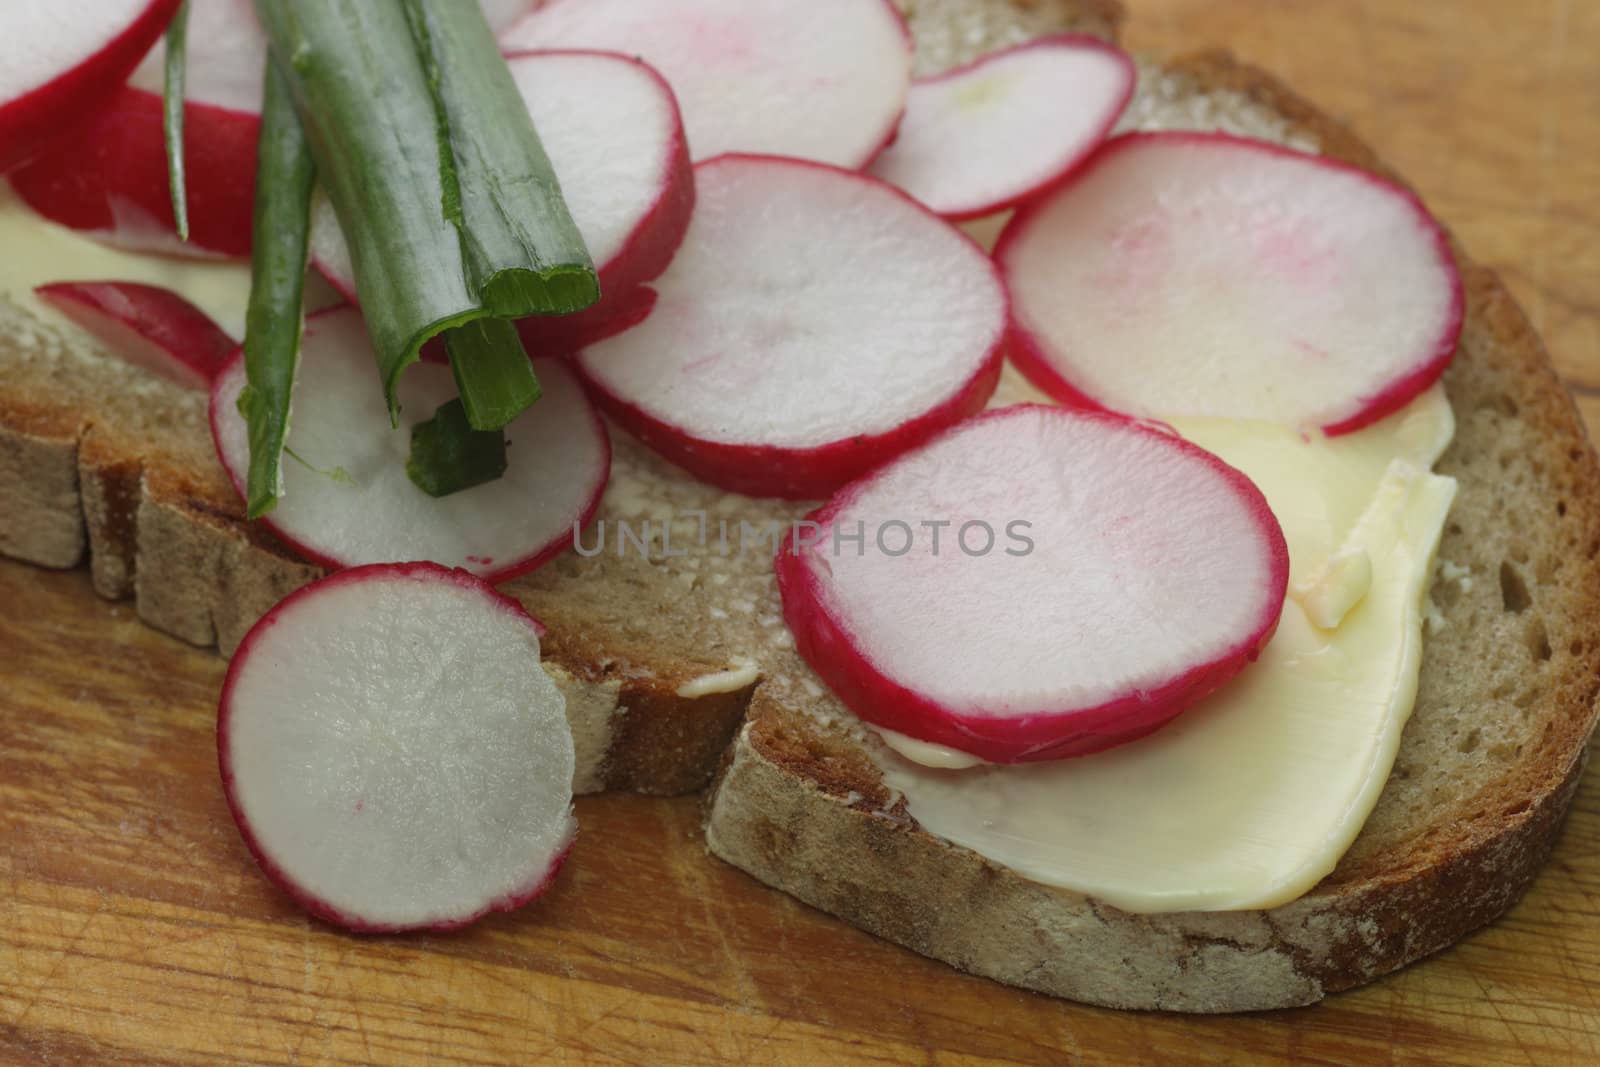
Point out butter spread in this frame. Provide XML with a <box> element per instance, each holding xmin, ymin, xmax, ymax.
<box><xmin>872</xmin><ymin>391</ymin><xmax>1457</xmax><ymax>912</ymax></box>
<box><xmin>0</xmin><ymin>183</ymin><xmax>253</xmax><ymax>339</ymax></box>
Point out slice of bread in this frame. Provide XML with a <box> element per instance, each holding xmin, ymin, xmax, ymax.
<box><xmin>702</xmin><ymin>12</ymin><xmax>1600</xmax><ymax>1011</ymax></box>
<box><xmin>0</xmin><ymin>3</ymin><xmax>1132</xmax><ymax>803</ymax></box>
<box><xmin>0</xmin><ymin>0</ymin><xmax>1594</xmax><ymax>1012</ymax></box>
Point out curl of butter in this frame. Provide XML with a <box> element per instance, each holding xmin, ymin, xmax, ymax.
<box><xmin>1293</xmin><ymin>546</ymin><xmax>1374</xmax><ymax>631</ymax></box>
<box><xmin>675</xmin><ymin>659</ymin><xmax>761</xmax><ymax>699</ymax></box>
<box><xmin>874</xmin><ymin>727</ymin><xmax>990</xmax><ymax>770</ymax></box>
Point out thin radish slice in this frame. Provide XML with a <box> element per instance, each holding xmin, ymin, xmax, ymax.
<box><xmin>208</xmin><ymin>308</ymin><xmax>609</xmax><ymax>582</ymax></box>
<box><xmin>0</xmin><ymin>0</ymin><xmax>178</xmax><ymax>175</ymax></box>
<box><xmin>9</xmin><ymin>0</ymin><xmax>539</xmax><ymax>256</ymax></box>
<box><xmin>996</xmin><ymin>132</ymin><xmax>1464</xmax><ymax>435</ymax></box>
<box><xmin>35</xmin><ymin>280</ymin><xmax>236</xmax><ymax>389</ymax></box>
<box><xmin>776</xmin><ymin>404</ymin><xmax>1289</xmax><ymax>764</ymax></box>
<box><xmin>11</xmin><ymin>0</ymin><xmax>263</xmax><ymax>255</ymax></box>
<box><xmin>219</xmin><ymin>562</ymin><xmax>575</xmax><ymax>932</ymax></box>
<box><xmin>501</xmin><ymin>0</ymin><xmax>912</xmax><ymax>168</ymax></box>
<box><xmin>575</xmin><ymin>155</ymin><xmax>1009</xmax><ymax>499</ymax></box>
<box><xmin>310</xmin><ymin>49</ymin><xmax>693</xmax><ymax>353</ymax></box>
<box><xmin>868</xmin><ymin>35</ymin><xmax>1134</xmax><ymax>220</ymax></box>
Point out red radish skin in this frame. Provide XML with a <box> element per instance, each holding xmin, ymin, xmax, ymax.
<box><xmin>10</xmin><ymin>0</ymin><xmax>539</xmax><ymax>256</ymax></box>
<box><xmin>0</xmin><ymin>0</ymin><xmax>179</xmax><ymax>175</ymax></box>
<box><xmin>587</xmin><ymin>349</ymin><xmax>1002</xmax><ymax>501</ymax></box>
<box><xmin>868</xmin><ymin>35</ymin><xmax>1135</xmax><ymax>221</ymax></box>
<box><xmin>311</xmin><ymin>50</ymin><xmax>693</xmax><ymax>354</ymax></box>
<box><xmin>34</xmin><ymin>281</ymin><xmax>236</xmax><ymax>389</ymax></box>
<box><xmin>776</xmin><ymin>405</ymin><xmax>1290</xmax><ymax>764</ymax></box>
<box><xmin>996</xmin><ymin>131</ymin><xmax>1465</xmax><ymax>435</ymax></box>
<box><xmin>218</xmin><ymin>562</ymin><xmax>575</xmax><ymax>933</ymax></box>
<box><xmin>575</xmin><ymin>155</ymin><xmax>1011</xmax><ymax>499</ymax></box>
<box><xmin>208</xmin><ymin>308</ymin><xmax>610</xmax><ymax>583</ymax></box>
<box><xmin>517</xmin><ymin>284</ymin><xmax>660</xmax><ymax>358</ymax></box>
<box><xmin>501</xmin><ymin>0</ymin><xmax>913</xmax><ymax>169</ymax></box>
<box><xmin>11</xmin><ymin>85</ymin><xmax>261</xmax><ymax>257</ymax></box>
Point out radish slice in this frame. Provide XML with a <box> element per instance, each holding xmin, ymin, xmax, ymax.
<box><xmin>868</xmin><ymin>35</ymin><xmax>1134</xmax><ymax>220</ymax></box>
<box><xmin>501</xmin><ymin>0</ymin><xmax>912</xmax><ymax>168</ymax></box>
<box><xmin>310</xmin><ymin>49</ymin><xmax>693</xmax><ymax>353</ymax></box>
<box><xmin>575</xmin><ymin>155</ymin><xmax>1009</xmax><ymax>499</ymax></box>
<box><xmin>0</xmin><ymin>0</ymin><xmax>177</xmax><ymax>175</ymax></box>
<box><xmin>208</xmin><ymin>308</ymin><xmax>610</xmax><ymax>582</ymax></box>
<box><xmin>34</xmin><ymin>281</ymin><xmax>236</xmax><ymax>389</ymax></box>
<box><xmin>996</xmin><ymin>132</ymin><xmax>1464</xmax><ymax>435</ymax></box>
<box><xmin>776</xmin><ymin>405</ymin><xmax>1290</xmax><ymax>764</ymax></box>
<box><xmin>219</xmin><ymin>562</ymin><xmax>575</xmax><ymax>932</ymax></box>
<box><xmin>10</xmin><ymin>0</ymin><xmax>263</xmax><ymax>255</ymax></box>
<box><xmin>9</xmin><ymin>0</ymin><xmax>539</xmax><ymax>256</ymax></box>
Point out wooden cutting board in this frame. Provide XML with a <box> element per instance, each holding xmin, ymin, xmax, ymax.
<box><xmin>4</xmin><ymin>1</ymin><xmax>1598</xmax><ymax>1063</ymax></box>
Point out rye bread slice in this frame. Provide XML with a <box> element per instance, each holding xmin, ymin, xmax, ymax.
<box><xmin>701</xmin><ymin>19</ymin><xmax>1600</xmax><ymax>1011</ymax></box>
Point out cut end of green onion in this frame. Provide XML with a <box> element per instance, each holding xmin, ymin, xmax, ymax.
<box><xmin>478</xmin><ymin>265</ymin><xmax>600</xmax><ymax>319</ymax></box>
<box><xmin>444</xmin><ymin>316</ymin><xmax>542</xmax><ymax>431</ymax></box>
<box><xmin>407</xmin><ymin>397</ymin><xmax>509</xmax><ymax>497</ymax></box>
<box><xmin>238</xmin><ymin>385</ymin><xmax>286</xmax><ymax>519</ymax></box>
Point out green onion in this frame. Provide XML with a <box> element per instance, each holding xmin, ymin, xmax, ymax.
<box><xmin>252</xmin><ymin>0</ymin><xmax>597</xmax><ymax>430</ymax></box>
<box><xmin>406</xmin><ymin>398</ymin><xmax>509</xmax><ymax>497</ymax></box>
<box><xmin>235</xmin><ymin>60</ymin><xmax>316</xmax><ymax>519</ymax></box>
<box><xmin>444</xmin><ymin>318</ymin><xmax>542</xmax><ymax>433</ymax></box>
<box><xmin>162</xmin><ymin>0</ymin><xmax>191</xmax><ymax>241</ymax></box>
<box><xmin>400</xmin><ymin>0</ymin><xmax>598</xmax><ymax>317</ymax></box>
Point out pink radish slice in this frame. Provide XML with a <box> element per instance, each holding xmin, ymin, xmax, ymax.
<box><xmin>996</xmin><ymin>132</ymin><xmax>1464</xmax><ymax>435</ymax></box>
<box><xmin>0</xmin><ymin>0</ymin><xmax>178</xmax><ymax>175</ymax></box>
<box><xmin>208</xmin><ymin>307</ymin><xmax>609</xmax><ymax>583</ymax></box>
<box><xmin>10</xmin><ymin>0</ymin><xmax>263</xmax><ymax>255</ymax></box>
<box><xmin>310</xmin><ymin>49</ymin><xmax>693</xmax><ymax>352</ymax></box>
<box><xmin>219</xmin><ymin>561</ymin><xmax>575</xmax><ymax>932</ymax></box>
<box><xmin>867</xmin><ymin>35</ymin><xmax>1134</xmax><ymax>221</ymax></box>
<box><xmin>34</xmin><ymin>281</ymin><xmax>236</xmax><ymax>389</ymax></box>
<box><xmin>575</xmin><ymin>155</ymin><xmax>1009</xmax><ymax>499</ymax></box>
<box><xmin>777</xmin><ymin>405</ymin><xmax>1289</xmax><ymax>764</ymax></box>
<box><xmin>10</xmin><ymin>0</ymin><xmax>539</xmax><ymax>256</ymax></box>
<box><xmin>501</xmin><ymin>0</ymin><xmax>912</xmax><ymax>168</ymax></box>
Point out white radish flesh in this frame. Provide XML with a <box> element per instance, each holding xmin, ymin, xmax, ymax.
<box><xmin>576</xmin><ymin>155</ymin><xmax>1010</xmax><ymax>499</ymax></box>
<box><xmin>0</xmin><ymin>0</ymin><xmax>178</xmax><ymax>174</ymax></box>
<box><xmin>776</xmin><ymin>404</ymin><xmax>1289</xmax><ymax>764</ymax></box>
<box><xmin>500</xmin><ymin>0</ymin><xmax>912</xmax><ymax>168</ymax></box>
<box><xmin>219</xmin><ymin>562</ymin><xmax>575</xmax><ymax>932</ymax></box>
<box><xmin>311</xmin><ymin>49</ymin><xmax>693</xmax><ymax>353</ymax></box>
<box><xmin>208</xmin><ymin>307</ymin><xmax>609</xmax><ymax>582</ymax></box>
<box><xmin>869</xmin><ymin>35</ymin><xmax>1134</xmax><ymax>220</ymax></box>
<box><xmin>127</xmin><ymin>0</ymin><xmax>264</xmax><ymax>111</ymax></box>
<box><xmin>997</xmin><ymin>132</ymin><xmax>1464</xmax><ymax>435</ymax></box>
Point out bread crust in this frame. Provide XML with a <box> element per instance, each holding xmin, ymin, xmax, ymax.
<box><xmin>704</xmin><ymin>48</ymin><xmax>1600</xmax><ymax>1011</ymax></box>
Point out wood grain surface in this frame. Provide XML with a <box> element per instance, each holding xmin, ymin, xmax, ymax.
<box><xmin>4</xmin><ymin>1</ymin><xmax>1599</xmax><ymax>1063</ymax></box>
